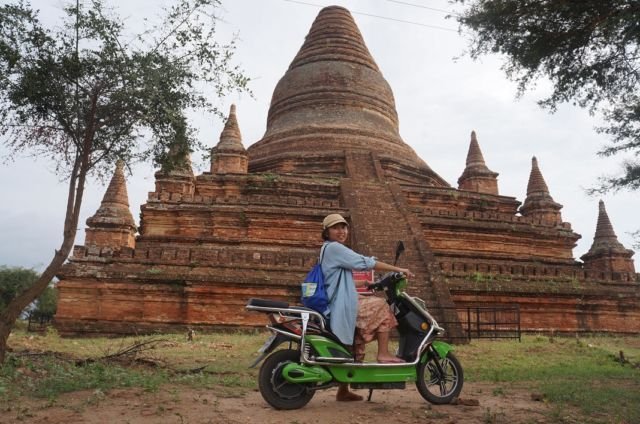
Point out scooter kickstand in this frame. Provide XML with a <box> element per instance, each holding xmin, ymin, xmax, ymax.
<box><xmin>367</xmin><ymin>389</ymin><xmax>373</xmax><ymax>402</ymax></box>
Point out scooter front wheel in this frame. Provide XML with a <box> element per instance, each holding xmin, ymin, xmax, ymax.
<box><xmin>258</xmin><ymin>349</ymin><xmax>315</xmax><ymax>410</ymax></box>
<box><xmin>416</xmin><ymin>351</ymin><xmax>464</xmax><ymax>404</ymax></box>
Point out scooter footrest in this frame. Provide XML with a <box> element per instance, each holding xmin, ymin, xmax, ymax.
<box><xmin>350</xmin><ymin>382</ymin><xmax>406</xmax><ymax>390</ymax></box>
<box><xmin>313</xmin><ymin>356</ymin><xmax>354</xmax><ymax>363</ymax></box>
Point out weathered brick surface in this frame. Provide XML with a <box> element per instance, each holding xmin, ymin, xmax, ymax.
<box><xmin>449</xmin><ymin>279</ymin><xmax>640</xmax><ymax>333</ymax></box>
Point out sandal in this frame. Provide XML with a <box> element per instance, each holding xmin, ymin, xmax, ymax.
<box><xmin>336</xmin><ymin>391</ymin><xmax>363</xmax><ymax>402</ymax></box>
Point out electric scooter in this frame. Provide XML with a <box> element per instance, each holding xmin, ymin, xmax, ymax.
<box><xmin>245</xmin><ymin>242</ymin><xmax>463</xmax><ymax>409</ymax></box>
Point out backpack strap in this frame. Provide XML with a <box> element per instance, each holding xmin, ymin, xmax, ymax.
<box><xmin>328</xmin><ymin>269</ymin><xmax>342</xmax><ymax>304</ymax></box>
<box><xmin>319</xmin><ymin>242</ymin><xmax>328</xmax><ymax>264</ymax></box>
<box><xmin>320</xmin><ymin>242</ymin><xmax>341</xmax><ymax>305</ymax></box>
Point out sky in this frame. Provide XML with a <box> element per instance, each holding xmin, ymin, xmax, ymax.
<box><xmin>1</xmin><ymin>0</ymin><xmax>638</xmax><ymax>270</ymax></box>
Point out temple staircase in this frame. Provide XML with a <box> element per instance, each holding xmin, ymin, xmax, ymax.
<box><xmin>341</xmin><ymin>150</ymin><xmax>464</xmax><ymax>340</ymax></box>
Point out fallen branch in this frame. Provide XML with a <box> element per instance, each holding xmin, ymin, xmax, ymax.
<box><xmin>76</xmin><ymin>338</ymin><xmax>169</xmax><ymax>366</ymax></box>
<box><xmin>174</xmin><ymin>365</ymin><xmax>208</xmax><ymax>374</ymax></box>
<box><xmin>12</xmin><ymin>350</ymin><xmax>72</xmax><ymax>361</ymax></box>
<box><xmin>612</xmin><ymin>350</ymin><xmax>640</xmax><ymax>368</ymax></box>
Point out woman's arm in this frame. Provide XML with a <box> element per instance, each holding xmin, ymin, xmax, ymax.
<box><xmin>325</xmin><ymin>243</ymin><xmax>415</xmax><ymax>278</ymax></box>
<box><xmin>373</xmin><ymin>261</ymin><xmax>415</xmax><ymax>278</ymax></box>
<box><xmin>325</xmin><ymin>242</ymin><xmax>376</xmax><ymax>270</ymax></box>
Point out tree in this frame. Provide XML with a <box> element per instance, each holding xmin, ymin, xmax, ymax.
<box><xmin>455</xmin><ymin>0</ymin><xmax>640</xmax><ymax>192</ymax></box>
<box><xmin>0</xmin><ymin>0</ymin><xmax>250</xmax><ymax>363</ymax></box>
<box><xmin>32</xmin><ymin>284</ymin><xmax>58</xmax><ymax>320</ymax></box>
<box><xmin>0</xmin><ymin>266</ymin><xmax>54</xmax><ymax>324</ymax></box>
<box><xmin>0</xmin><ymin>266</ymin><xmax>39</xmax><ymax>313</ymax></box>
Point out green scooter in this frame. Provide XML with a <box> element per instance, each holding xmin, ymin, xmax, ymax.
<box><xmin>246</xmin><ymin>243</ymin><xmax>463</xmax><ymax>409</ymax></box>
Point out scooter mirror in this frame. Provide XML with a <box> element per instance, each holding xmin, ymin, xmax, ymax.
<box><xmin>394</xmin><ymin>241</ymin><xmax>405</xmax><ymax>266</ymax></box>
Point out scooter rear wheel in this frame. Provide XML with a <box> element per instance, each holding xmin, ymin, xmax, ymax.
<box><xmin>416</xmin><ymin>351</ymin><xmax>464</xmax><ymax>404</ymax></box>
<box><xmin>258</xmin><ymin>349</ymin><xmax>315</xmax><ymax>410</ymax></box>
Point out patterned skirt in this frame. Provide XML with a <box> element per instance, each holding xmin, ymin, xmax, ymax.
<box><xmin>353</xmin><ymin>294</ymin><xmax>397</xmax><ymax>361</ymax></box>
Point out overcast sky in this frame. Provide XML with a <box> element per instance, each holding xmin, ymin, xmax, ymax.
<box><xmin>1</xmin><ymin>0</ymin><xmax>638</xmax><ymax>270</ymax></box>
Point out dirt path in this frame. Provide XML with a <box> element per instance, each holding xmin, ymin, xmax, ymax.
<box><xmin>1</xmin><ymin>382</ymin><xmax>558</xmax><ymax>424</ymax></box>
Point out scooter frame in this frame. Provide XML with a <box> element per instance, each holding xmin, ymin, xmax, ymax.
<box><xmin>246</xmin><ymin>290</ymin><xmax>448</xmax><ymax>370</ymax></box>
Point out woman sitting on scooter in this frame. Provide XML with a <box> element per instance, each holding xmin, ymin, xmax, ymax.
<box><xmin>320</xmin><ymin>213</ymin><xmax>415</xmax><ymax>401</ymax></box>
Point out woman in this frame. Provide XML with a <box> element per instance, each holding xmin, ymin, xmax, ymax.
<box><xmin>320</xmin><ymin>213</ymin><xmax>415</xmax><ymax>401</ymax></box>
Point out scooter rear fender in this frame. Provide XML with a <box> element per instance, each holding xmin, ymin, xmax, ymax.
<box><xmin>249</xmin><ymin>333</ymin><xmax>295</xmax><ymax>368</ymax></box>
<box><xmin>305</xmin><ymin>335</ymin><xmax>352</xmax><ymax>359</ymax></box>
<box><xmin>282</xmin><ymin>363</ymin><xmax>333</xmax><ymax>384</ymax></box>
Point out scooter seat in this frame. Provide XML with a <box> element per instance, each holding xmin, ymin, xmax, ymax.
<box><xmin>246</xmin><ymin>299</ymin><xmax>324</xmax><ymax>315</ymax></box>
<box><xmin>291</xmin><ymin>305</ymin><xmax>320</xmax><ymax>313</ymax></box>
<box><xmin>246</xmin><ymin>298</ymin><xmax>289</xmax><ymax>309</ymax></box>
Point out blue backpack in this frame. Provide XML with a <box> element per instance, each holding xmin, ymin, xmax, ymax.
<box><xmin>301</xmin><ymin>244</ymin><xmax>335</xmax><ymax>314</ymax></box>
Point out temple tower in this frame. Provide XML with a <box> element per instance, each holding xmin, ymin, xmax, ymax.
<box><xmin>211</xmin><ymin>105</ymin><xmax>248</xmax><ymax>174</ymax></box>
<box><xmin>247</xmin><ymin>5</ymin><xmax>447</xmax><ymax>186</ymax></box>
<box><xmin>581</xmin><ymin>200</ymin><xmax>636</xmax><ymax>280</ymax></box>
<box><xmin>520</xmin><ymin>156</ymin><xmax>563</xmax><ymax>224</ymax></box>
<box><xmin>55</xmin><ymin>4</ymin><xmax>639</xmax><ymax>339</ymax></box>
<box><xmin>457</xmin><ymin>130</ymin><xmax>499</xmax><ymax>195</ymax></box>
<box><xmin>84</xmin><ymin>160</ymin><xmax>136</xmax><ymax>249</ymax></box>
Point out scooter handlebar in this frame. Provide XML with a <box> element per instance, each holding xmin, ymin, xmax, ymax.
<box><xmin>365</xmin><ymin>271</ymin><xmax>405</xmax><ymax>292</ymax></box>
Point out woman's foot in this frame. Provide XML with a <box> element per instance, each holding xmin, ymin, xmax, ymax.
<box><xmin>377</xmin><ymin>355</ymin><xmax>405</xmax><ymax>363</ymax></box>
<box><xmin>336</xmin><ymin>385</ymin><xmax>363</xmax><ymax>401</ymax></box>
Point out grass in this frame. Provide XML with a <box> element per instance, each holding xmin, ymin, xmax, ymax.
<box><xmin>2</xmin><ymin>323</ymin><xmax>640</xmax><ymax>423</ymax></box>
<box><xmin>455</xmin><ymin>334</ymin><xmax>640</xmax><ymax>423</ymax></box>
<box><xmin>7</xmin><ymin>355</ymin><xmax>167</xmax><ymax>398</ymax></box>
<box><xmin>1</xmin><ymin>324</ymin><xmax>262</xmax><ymax>403</ymax></box>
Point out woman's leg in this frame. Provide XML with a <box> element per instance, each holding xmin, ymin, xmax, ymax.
<box><xmin>376</xmin><ymin>330</ymin><xmax>403</xmax><ymax>362</ymax></box>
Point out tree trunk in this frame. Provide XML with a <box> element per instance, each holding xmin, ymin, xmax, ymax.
<box><xmin>0</xmin><ymin>82</ymin><xmax>101</xmax><ymax>364</ymax></box>
<box><xmin>0</xmin><ymin>146</ymin><xmax>92</xmax><ymax>364</ymax></box>
<box><xmin>0</xmin><ymin>244</ymin><xmax>73</xmax><ymax>363</ymax></box>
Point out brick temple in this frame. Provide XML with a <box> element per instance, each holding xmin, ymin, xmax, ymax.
<box><xmin>55</xmin><ymin>6</ymin><xmax>638</xmax><ymax>336</ymax></box>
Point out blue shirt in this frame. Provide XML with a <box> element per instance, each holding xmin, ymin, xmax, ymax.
<box><xmin>321</xmin><ymin>241</ymin><xmax>376</xmax><ymax>345</ymax></box>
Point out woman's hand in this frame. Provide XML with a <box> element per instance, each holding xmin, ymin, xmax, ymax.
<box><xmin>373</xmin><ymin>261</ymin><xmax>415</xmax><ymax>278</ymax></box>
<box><xmin>398</xmin><ymin>268</ymin><xmax>415</xmax><ymax>278</ymax></box>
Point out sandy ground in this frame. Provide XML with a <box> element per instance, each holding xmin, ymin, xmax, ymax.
<box><xmin>0</xmin><ymin>382</ymin><xmax>562</xmax><ymax>424</ymax></box>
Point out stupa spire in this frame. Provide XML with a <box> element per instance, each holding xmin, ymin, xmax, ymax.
<box><xmin>520</xmin><ymin>156</ymin><xmax>562</xmax><ymax>224</ymax></box>
<box><xmin>101</xmin><ymin>160</ymin><xmax>131</xmax><ymax>208</ymax></box>
<box><xmin>595</xmin><ymin>200</ymin><xmax>618</xmax><ymax>238</ymax></box>
<box><xmin>466</xmin><ymin>131</ymin><xmax>486</xmax><ymax>166</ymax></box>
<box><xmin>84</xmin><ymin>160</ymin><xmax>136</xmax><ymax>249</ymax></box>
<box><xmin>586</xmin><ymin>200</ymin><xmax>627</xmax><ymax>252</ymax></box>
<box><xmin>581</xmin><ymin>200</ymin><xmax>636</xmax><ymax>279</ymax></box>
<box><xmin>216</xmin><ymin>105</ymin><xmax>244</xmax><ymax>151</ymax></box>
<box><xmin>211</xmin><ymin>104</ymin><xmax>248</xmax><ymax>174</ymax></box>
<box><xmin>526</xmin><ymin>156</ymin><xmax>550</xmax><ymax>196</ymax></box>
<box><xmin>288</xmin><ymin>5</ymin><xmax>379</xmax><ymax>72</ymax></box>
<box><xmin>457</xmin><ymin>130</ymin><xmax>499</xmax><ymax>194</ymax></box>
